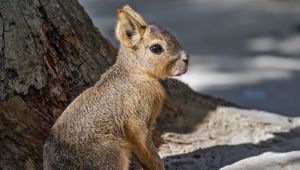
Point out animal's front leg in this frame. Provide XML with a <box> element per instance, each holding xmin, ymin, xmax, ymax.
<box><xmin>125</xmin><ymin>119</ymin><xmax>165</xmax><ymax>170</ymax></box>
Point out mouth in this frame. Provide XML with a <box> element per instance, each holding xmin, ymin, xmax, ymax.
<box><xmin>173</xmin><ymin>67</ymin><xmax>188</xmax><ymax>76</ymax></box>
<box><xmin>174</xmin><ymin>73</ymin><xmax>183</xmax><ymax>76</ymax></box>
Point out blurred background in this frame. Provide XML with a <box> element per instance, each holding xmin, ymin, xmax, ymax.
<box><xmin>79</xmin><ymin>0</ymin><xmax>300</xmax><ymax>116</ymax></box>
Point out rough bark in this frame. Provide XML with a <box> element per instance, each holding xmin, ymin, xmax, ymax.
<box><xmin>0</xmin><ymin>0</ymin><xmax>117</xmax><ymax>169</ymax></box>
<box><xmin>0</xmin><ymin>0</ymin><xmax>231</xmax><ymax>169</ymax></box>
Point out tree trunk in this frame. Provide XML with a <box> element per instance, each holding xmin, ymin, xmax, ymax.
<box><xmin>0</xmin><ymin>0</ymin><xmax>117</xmax><ymax>168</ymax></box>
<box><xmin>0</xmin><ymin>0</ymin><xmax>229</xmax><ymax>169</ymax></box>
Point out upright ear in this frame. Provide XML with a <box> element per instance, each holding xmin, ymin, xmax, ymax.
<box><xmin>116</xmin><ymin>5</ymin><xmax>147</xmax><ymax>48</ymax></box>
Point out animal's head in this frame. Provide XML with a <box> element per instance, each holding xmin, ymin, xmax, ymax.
<box><xmin>115</xmin><ymin>5</ymin><xmax>188</xmax><ymax>79</ymax></box>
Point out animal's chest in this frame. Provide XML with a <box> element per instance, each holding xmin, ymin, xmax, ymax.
<box><xmin>131</xmin><ymin>82</ymin><xmax>165</xmax><ymax>127</ymax></box>
<box><xmin>148</xmin><ymin>96</ymin><xmax>164</xmax><ymax>128</ymax></box>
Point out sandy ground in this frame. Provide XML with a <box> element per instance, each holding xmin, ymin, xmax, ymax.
<box><xmin>158</xmin><ymin>106</ymin><xmax>300</xmax><ymax>170</ymax></box>
<box><xmin>79</xmin><ymin>0</ymin><xmax>300</xmax><ymax>116</ymax></box>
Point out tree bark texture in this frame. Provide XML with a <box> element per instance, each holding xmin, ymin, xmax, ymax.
<box><xmin>0</xmin><ymin>0</ymin><xmax>231</xmax><ymax>169</ymax></box>
<box><xmin>0</xmin><ymin>0</ymin><xmax>116</xmax><ymax>169</ymax></box>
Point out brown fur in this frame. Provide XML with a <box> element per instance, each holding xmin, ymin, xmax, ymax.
<box><xmin>43</xmin><ymin>5</ymin><xmax>188</xmax><ymax>170</ymax></box>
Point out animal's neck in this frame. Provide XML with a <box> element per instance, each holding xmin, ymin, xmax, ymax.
<box><xmin>116</xmin><ymin>46</ymin><xmax>147</xmax><ymax>77</ymax></box>
<box><xmin>117</xmin><ymin>46</ymin><xmax>137</xmax><ymax>68</ymax></box>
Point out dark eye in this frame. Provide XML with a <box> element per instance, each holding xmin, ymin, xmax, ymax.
<box><xmin>150</xmin><ymin>44</ymin><xmax>164</xmax><ymax>54</ymax></box>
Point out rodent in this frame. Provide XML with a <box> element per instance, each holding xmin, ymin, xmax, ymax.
<box><xmin>43</xmin><ymin>5</ymin><xmax>188</xmax><ymax>170</ymax></box>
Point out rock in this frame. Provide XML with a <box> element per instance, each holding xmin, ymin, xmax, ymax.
<box><xmin>222</xmin><ymin>151</ymin><xmax>300</xmax><ymax>170</ymax></box>
<box><xmin>159</xmin><ymin>106</ymin><xmax>300</xmax><ymax>170</ymax></box>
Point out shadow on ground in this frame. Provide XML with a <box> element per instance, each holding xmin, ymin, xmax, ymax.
<box><xmin>156</xmin><ymin>79</ymin><xmax>237</xmax><ymax>134</ymax></box>
<box><xmin>202</xmin><ymin>70</ymin><xmax>300</xmax><ymax>117</ymax></box>
<box><xmin>163</xmin><ymin>127</ymin><xmax>300</xmax><ymax>170</ymax></box>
